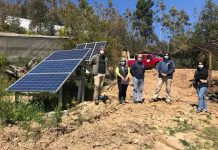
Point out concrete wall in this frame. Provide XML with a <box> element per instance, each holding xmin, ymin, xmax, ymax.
<box><xmin>0</xmin><ymin>33</ymin><xmax>68</xmax><ymax>61</ymax></box>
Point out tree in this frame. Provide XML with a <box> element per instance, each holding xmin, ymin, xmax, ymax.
<box><xmin>160</xmin><ymin>6</ymin><xmax>191</xmax><ymax>40</ymax></box>
<box><xmin>193</xmin><ymin>0</ymin><xmax>218</xmax><ymax>43</ymax></box>
<box><xmin>29</xmin><ymin>0</ymin><xmax>48</xmax><ymax>32</ymax></box>
<box><xmin>0</xmin><ymin>1</ymin><xmax>12</xmax><ymax>31</ymax></box>
<box><xmin>133</xmin><ymin>0</ymin><xmax>156</xmax><ymax>45</ymax></box>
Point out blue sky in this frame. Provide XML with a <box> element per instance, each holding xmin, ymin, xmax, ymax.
<box><xmin>86</xmin><ymin>0</ymin><xmax>217</xmax><ymax>40</ymax></box>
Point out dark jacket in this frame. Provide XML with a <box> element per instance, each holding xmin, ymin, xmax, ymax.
<box><xmin>130</xmin><ymin>61</ymin><xmax>146</xmax><ymax>79</ymax></box>
<box><xmin>194</xmin><ymin>67</ymin><xmax>208</xmax><ymax>88</ymax></box>
<box><xmin>117</xmin><ymin>64</ymin><xmax>129</xmax><ymax>80</ymax></box>
<box><xmin>90</xmin><ymin>54</ymin><xmax>109</xmax><ymax>75</ymax></box>
<box><xmin>157</xmin><ymin>59</ymin><xmax>176</xmax><ymax>79</ymax></box>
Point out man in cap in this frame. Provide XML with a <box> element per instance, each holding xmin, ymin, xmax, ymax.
<box><xmin>90</xmin><ymin>46</ymin><xmax>109</xmax><ymax>105</ymax></box>
<box><xmin>151</xmin><ymin>52</ymin><xmax>176</xmax><ymax>104</ymax></box>
<box><xmin>130</xmin><ymin>54</ymin><xmax>146</xmax><ymax>103</ymax></box>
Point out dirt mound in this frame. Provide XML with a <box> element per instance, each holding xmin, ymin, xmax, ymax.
<box><xmin>0</xmin><ymin>69</ymin><xmax>218</xmax><ymax>150</ymax></box>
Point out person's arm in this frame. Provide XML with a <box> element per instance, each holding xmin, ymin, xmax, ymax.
<box><xmin>89</xmin><ymin>55</ymin><xmax>96</xmax><ymax>65</ymax></box>
<box><xmin>130</xmin><ymin>63</ymin><xmax>136</xmax><ymax>76</ymax></box>
<box><xmin>127</xmin><ymin>67</ymin><xmax>131</xmax><ymax>78</ymax></box>
<box><xmin>167</xmin><ymin>61</ymin><xmax>176</xmax><ymax>75</ymax></box>
<box><xmin>115</xmin><ymin>67</ymin><xmax>123</xmax><ymax>79</ymax></box>
<box><xmin>157</xmin><ymin>62</ymin><xmax>162</xmax><ymax>74</ymax></box>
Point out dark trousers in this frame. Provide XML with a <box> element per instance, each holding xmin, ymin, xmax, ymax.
<box><xmin>118</xmin><ymin>80</ymin><xmax>128</xmax><ymax>102</ymax></box>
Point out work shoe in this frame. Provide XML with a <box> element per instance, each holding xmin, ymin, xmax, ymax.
<box><xmin>166</xmin><ymin>99</ymin><xmax>172</xmax><ymax>104</ymax></box>
<box><xmin>196</xmin><ymin>109</ymin><xmax>202</xmax><ymax>113</ymax></box>
<box><xmin>94</xmin><ymin>99</ymin><xmax>99</xmax><ymax>105</ymax></box>
<box><xmin>202</xmin><ymin>109</ymin><xmax>208</xmax><ymax>113</ymax></box>
<box><xmin>133</xmin><ymin>101</ymin><xmax>137</xmax><ymax>104</ymax></box>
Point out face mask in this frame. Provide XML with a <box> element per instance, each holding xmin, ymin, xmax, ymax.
<box><xmin>100</xmin><ymin>50</ymin><xmax>104</xmax><ymax>55</ymax></box>
<box><xmin>137</xmin><ymin>58</ymin><xmax>142</xmax><ymax>62</ymax></box>
<box><xmin>120</xmin><ymin>61</ymin><xmax>126</xmax><ymax>66</ymax></box>
<box><xmin>198</xmin><ymin>65</ymin><xmax>204</xmax><ymax>69</ymax></box>
<box><xmin>164</xmin><ymin>56</ymin><xmax>169</xmax><ymax>60</ymax></box>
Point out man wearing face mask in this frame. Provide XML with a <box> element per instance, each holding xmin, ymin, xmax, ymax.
<box><xmin>130</xmin><ymin>54</ymin><xmax>146</xmax><ymax>103</ymax></box>
<box><xmin>90</xmin><ymin>46</ymin><xmax>109</xmax><ymax>105</ymax></box>
<box><xmin>115</xmin><ymin>57</ymin><xmax>130</xmax><ymax>104</ymax></box>
<box><xmin>151</xmin><ymin>52</ymin><xmax>176</xmax><ymax>104</ymax></box>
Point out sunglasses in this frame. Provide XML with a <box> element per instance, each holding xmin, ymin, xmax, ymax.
<box><xmin>121</xmin><ymin>61</ymin><xmax>126</xmax><ymax>62</ymax></box>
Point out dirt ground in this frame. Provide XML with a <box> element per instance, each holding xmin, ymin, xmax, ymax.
<box><xmin>0</xmin><ymin>69</ymin><xmax>218</xmax><ymax>150</ymax></box>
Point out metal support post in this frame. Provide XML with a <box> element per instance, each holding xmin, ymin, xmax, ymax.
<box><xmin>58</xmin><ymin>87</ymin><xmax>63</xmax><ymax>108</ymax></box>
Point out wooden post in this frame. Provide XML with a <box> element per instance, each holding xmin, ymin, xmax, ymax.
<box><xmin>208</xmin><ymin>52</ymin><xmax>212</xmax><ymax>87</ymax></box>
<box><xmin>127</xmin><ymin>50</ymin><xmax>130</xmax><ymax>60</ymax></box>
<box><xmin>58</xmin><ymin>87</ymin><xmax>63</xmax><ymax>108</ymax></box>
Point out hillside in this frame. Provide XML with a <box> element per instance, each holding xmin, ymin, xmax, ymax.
<box><xmin>0</xmin><ymin>69</ymin><xmax>218</xmax><ymax>150</ymax></box>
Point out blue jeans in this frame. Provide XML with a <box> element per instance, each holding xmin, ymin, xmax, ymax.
<box><xmin>197</xmin><ymin>87</ymin><xmax>208</xmax><ymax>111</ymax></box>
<box><xmin>133</xmin><ymin>77</ymin><xmax>144</xmax><ymax>102</ymax></box>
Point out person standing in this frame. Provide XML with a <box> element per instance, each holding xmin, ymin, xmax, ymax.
<box><xmin>115</xmin><ymin>58</ymin><xmax>130</xmax><ymax>104</ymax></box>
<box><xmin>130</xmin><ymin>54</ymin><xmax>146</xmax><ymax>103</ymax></box>
<box><xmin>151</xmin><ymin>52</ymin><xmax>176</xmax><ymax>104</ymax></box>
<box><xmin>194</xmin><ymin>61</ymin><xmax>208</xmax><ymax>112</ymax></box>
<box><xmin>90</xmin><ymin>47</ymin><xmax>109</xmax><ymax>105</ymax></box>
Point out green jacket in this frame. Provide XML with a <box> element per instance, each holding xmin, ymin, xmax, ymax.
<box><xmin>90</xmin><ymin>54</ymin><xmax>109</xmax><ymax>75</ymax></box>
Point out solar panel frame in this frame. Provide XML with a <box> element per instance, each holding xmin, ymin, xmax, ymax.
<box><xmin>84</xmin><ymin>43</ymin><xmax>96</xmax><ymax>60</ymax></box>
<box><xmin>7</xmin><ymin>48</ymin><xmax>91</xmax><ymax>93</ymax></box>
<box><xmin>76</xmin><ymin>41</ymin><xmax>107</xmax><ymax>61</ymax></box>
<box><xmin>89</xmin><ymin>41</ymin><xmax>107</xmax><ymax>61</ymax></box>
<box><xmin>76</xmin><ymin>43</ymin><xmax>87</xmax><ymax>49</ymax></box>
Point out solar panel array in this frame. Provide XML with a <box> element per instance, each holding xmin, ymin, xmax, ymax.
<box><xmin>7</xmin><ymin>49</ymin><xmax>90</xmax><ymax>93</ymax></box>
<box><xmin>76</xmin><ymin>41</ymin><xmax>106</xmax><ymax>61</ymax></box>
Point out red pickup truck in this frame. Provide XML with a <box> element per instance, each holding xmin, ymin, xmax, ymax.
<box><xmin>127</xmin><ymin>54</ymin><xmax>163</xmax><ymax>69</ymax></box>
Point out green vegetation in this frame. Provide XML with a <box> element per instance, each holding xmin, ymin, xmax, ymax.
<box><xmin>179</xmin><ymin>139</ymin><xmax>191</xmax><ymax>147</ymax></box>
<box><xmin>199</xmin><ymin>126</ymin><xmax>218</xmax><ymax>149</ymax></box>
<box><xmin>166</xmin><ymin>119</ymin><xmax>195</xmax><ymax>136</ymax></box>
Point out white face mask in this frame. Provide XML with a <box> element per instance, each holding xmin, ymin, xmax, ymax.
<box><xmin>164</xmin><ymin>56</ymin><xmax>169</xmax><ymax>60</ymax></box>
<box><xmin>120</xmin><ymin>61</ymin><xmax>126</xmax><ymax>66</ymax></box>
<box><xmin>100</xmin><ymin>50</ymin><xmax>104</xmax><ymax>55</ymax></box>
<box><xmin>198</xmin><ymin>64</ymin><xmax>204</xmax><ymax>69</ymax></box>
<box><xmin>137</xmin><ymin>58</ymin><xmax>142</xmax><ymax>62</ymax></box>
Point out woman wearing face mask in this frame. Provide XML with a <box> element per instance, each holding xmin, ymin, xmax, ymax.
<box><xmin>115</xmin><ymin>58</ymin><xmax>130</xmax><ymax>104</ymax></box>
<box><xmin>194</xmin><ymin>61</ymin><xmax>208</xmax><ymax>113</ymax></box>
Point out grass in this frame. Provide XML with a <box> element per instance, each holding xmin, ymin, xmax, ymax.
<box><xmin>75</xmin><ymin>112</ymin><xmax>87</xmax><ymax>126</ymax></box>
<box><xmin>179</xmin><ymin>139</ymin><xmax>190</xmax><ymax>147</ymax></box>
<box><xmin>199</xmin><ymin>126</ymin><xmax>218</xmax><ymax>149</ymax></box>
<box><xmin>165</xmin><ymin>119</ymin><xmax>195</xmax><ymax>136</ymax></box>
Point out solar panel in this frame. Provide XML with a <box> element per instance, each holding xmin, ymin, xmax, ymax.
<box><xmin>76</xmin><ymin>43</ymin><xmax>87</xmax><ymax>49</ymax></box>
<box><xmin>7</xmin><ymin>74</ymin><xmax>68</xmax><ymax>92</ymax></box>
<box><xmin>45</xmin><ymin>49</ymin><xmax>89</xmax><ymax>60</ymax></box>
<box><xmin>84</xmin><ymin>43</ymin><xmax>96</xmax><ymax>60</ymax></box>
<box><xmin>76</xmin><ymin>41</ymin><xmax>106</xmax><ymax>61</ymax></box>
<box><xmin>7</xmin><ymin>48</ymin><xmax>90</xmax><ymax>92</ymax></box>
<box><xmin>90</xmin><ymin>42</ymin><xmax>107</xmax><ymax>60</ymax></box>
<box><xmin>29</xmin><ymin>60</ymin><xmax>80</xmax><ymax>74</ymax></box>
